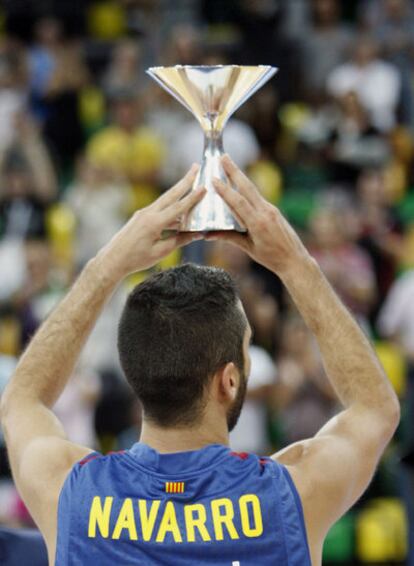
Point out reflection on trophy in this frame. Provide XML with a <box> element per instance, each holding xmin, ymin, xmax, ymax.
<box><xmin>146</xmin><ymin>65</ymin><xmax>277</xmax><ymax>232</ymax></box>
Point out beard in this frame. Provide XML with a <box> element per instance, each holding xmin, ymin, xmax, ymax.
<box><xmin>226</xmin><ymin>369</ymin><xmax>247</xmax><ymax>432</ymax></box>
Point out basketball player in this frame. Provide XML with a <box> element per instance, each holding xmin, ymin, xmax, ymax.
<box><xmin>1</xmin><ymin>156</ymin><xmax>400</xmax><ymax>565</ymax></box>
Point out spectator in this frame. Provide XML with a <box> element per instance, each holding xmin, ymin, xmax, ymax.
<box><xmin>53</xmin><ymin>366</ymin><xmax>101</xmax><ymax>448</ymax></box>
<box><xmin>299</xmin><ymin>0</ymin><xmax>354</xmax><ymax>100</ymax></box>
<box><xmin>374</xmin><ymin>0</ymin><xmax>414</xmax><ymax>127</ymax></box>
<box><xmin>28</xmin><ymin>17</ymin><xmax>63</xmax><ymax>122</ymax></box>
<box><xmin>327</xmin><ymin>36</ymin><xmax>401</xmax><ymax>132</ymax></box>
<box><xmin>274</xmin><ymin>316</ymin><xmax>338</xmax><ymax>445</ymax></box>
<box><xmin>378</xmin><ymin>269</ymin><xmax>414</xmax><ymax>361</ymax></box>
<box><xmin>0</xmin><ymin>40</ymin><xmax>27</xmax><ymax>153</ymax></box>
<box><xmin>0</xmin><ymin>112</ymin><xmax>57</xmax><ymax>240</ymax></box>
<box><xmin>299</xmin><ymin>90</ymin><xmax>390</xmax><ymax>185</ymax></box>
<box><xmin>360</xmin><ymin>0</ymin><xmax>414</xmax><ymax>33</ymax></box>
<box><xmin>65</xmin><ymin>156</ymin><xmax>132</xmax><ymax>266</ymax></box>
<box><xmin>241</xmin><ymin>85</ymin><xmax>282</xmax><ymax>161</ymax></box>
<box><xmin>40</xmin><ymin>40</ymin><xmax>88</xmax><ymax>169</ymax></box>
<box><xmin>87</xmin><ymin>90</ymin><xmax>165</xmax><ymax>210</ymax></box>
<box><xmin>12</xmin><ymin>238</ymin><xmax>64</xmax><ymax>349</ymax></box>
<box><xmin>162</xmin><ymin>24</ymin><xmax>202</xmax><ymax>67</ymax></box>
<box><xmin>0</xmin><ymin>240</ymin><xmax>26</xmax><ymax>303</ymax></box>
<box><xmin>356</xmin><ymin>168</ymin><xmax>403</xmax><ymax>320</ymax></box>
<box><xmin>145</xmin><ymin>82</ymin><xmax>191</xmax><ymax>187</ymax></box>
<box><xmin>102</xmin><ymin>39</ymin><xmax>142</xmax><ymax>98</ymax></box>
<box><xmin>308</xmin><ymin>204</ymin><xmax>377</xmax><ymax>320</ymax></box>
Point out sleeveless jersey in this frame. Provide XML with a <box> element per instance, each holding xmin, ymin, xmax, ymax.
<box><xmin>56</xmin><ymin>443</ymin><xmax>311</xmax><ymax>565</ymax></box>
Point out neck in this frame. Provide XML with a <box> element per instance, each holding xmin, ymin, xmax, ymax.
<box><xmin>139</xmin><ymin>412</ymin><xmax>229</xmax><ymax>453</ymax></box>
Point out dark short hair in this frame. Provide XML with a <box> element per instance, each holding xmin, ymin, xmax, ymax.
<box><xmin>118</xmin><ymin>264</ymin><xmax>246</xmax><ymax>427</ymax></box>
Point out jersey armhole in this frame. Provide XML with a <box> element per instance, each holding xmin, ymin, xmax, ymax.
<box><xmin>55</xmin><ymin>451</ymin><xmax>101</xmax><ymax>564</ymax></box>
<box><xmin>280</xmin><ymin>464</ymin><xmax>312</xmax><ymax>561</ymax></box>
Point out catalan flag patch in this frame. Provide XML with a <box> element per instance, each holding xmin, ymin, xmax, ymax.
<box><xmin>165</xmin><ymin>481</ymin><xmax>185</xmax><ymax>493</ymax></box>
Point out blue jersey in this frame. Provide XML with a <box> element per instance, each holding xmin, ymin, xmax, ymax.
<box><xmin>56</xmin><ymin>443</ymin><xmax>311</xmax><ymax>565</ymax></box>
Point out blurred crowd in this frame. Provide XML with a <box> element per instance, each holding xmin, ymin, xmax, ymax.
<box><xmin>0</xmin><ymin>0</ymin><xmax>413</xmax><ymax>563</ymax></box>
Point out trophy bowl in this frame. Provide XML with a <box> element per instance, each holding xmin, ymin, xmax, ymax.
<box><xmin>147</xmin><ymin>65</ymin><xmax>278</xmax><ymax>232</ymax></box>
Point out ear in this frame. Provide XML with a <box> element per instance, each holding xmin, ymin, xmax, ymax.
<box><xmin>217</xmin><ymin>362</ymin><xmax>239</xmax><ymax>402</ymax></box>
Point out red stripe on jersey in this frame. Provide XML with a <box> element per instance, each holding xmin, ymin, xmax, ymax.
<box><xmin>230</xmin><ymin>451</ymin><xmax>249</xmax><ymax>460</ymax></box>
<box><xmin>79</xmin><ymin>454</ymin><xmax>99</xmax><ymax>467</ymax></box>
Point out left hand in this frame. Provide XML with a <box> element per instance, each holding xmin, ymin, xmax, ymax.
<box><xmin>97</xmin><ymin>164</ymin><xmax>205</xmax><ymax>280</ymax></box>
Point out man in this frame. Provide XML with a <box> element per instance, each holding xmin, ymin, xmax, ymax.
<box><xmin>1</xmin><ymin>156</ymin><xmax>399</xmax><ymax>565</ymax></box>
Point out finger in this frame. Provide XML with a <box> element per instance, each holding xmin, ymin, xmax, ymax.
<box><xmin>154</xmin><ymin>163</ymin><xmax>199</xmax><ymax>210</ymax></box>
<box><xmin>160</xmin><ymin>186</ymin><xmax>206</xmax><ymax>224</ymax></box>
<box><xmin>175</xmin><ymin>232</ymin><xmax>205</xmax><ymax>248</ymax></box>
<box><xmin>154</xmin><ymin>232</ymin><xmax>204</xmax><ymax>257</ymax></box>
<box><xmin>221</xmin><ymin>154</ymin><xmax>262</xmax><ymax>207</ymax></box>
<box><xmin>204</xmin><ymin>230</ymin><xmax>251</xmax><ymax>252</ymax></box>
<box><xmin>213</xmin><ymin>178</ymin><xmax>254</xmax><ymax>227</ymax></box>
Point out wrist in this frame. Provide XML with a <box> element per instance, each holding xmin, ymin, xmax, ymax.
<box><xmin>278</xmin><ymin>254</ymin><xmax>320</xmax><ymax>287</ymax></box>
<box><xmin>87</xmin><ymin>252</ymin><xmax>124</xmax><ymax>290</ymax></box>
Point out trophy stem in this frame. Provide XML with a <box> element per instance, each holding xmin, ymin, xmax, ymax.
<box><xmin>201</xmin><ymin>129</ymin><xmax>226</xmax><ymax>185</ymax></box>
<box><xmin>181</xmin><ymin>128</ymin><xmax>245</xmax><ymax>233</ymax></box>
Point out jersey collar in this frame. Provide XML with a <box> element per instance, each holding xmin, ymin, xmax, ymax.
<box><xmin>129</xmin><ymin>442</ymin><xmax>230</xmax><ymax>474</ymax></box>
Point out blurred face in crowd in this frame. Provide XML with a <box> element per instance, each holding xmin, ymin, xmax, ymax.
<box><xmin>3</xmin><ymin>169</ymin><xmax>32</xmax><ymax>199</ymax></box>
<box><xmin>113</xmin><ymin>40</ymin><xmax>141</xmax><ymax>75</ymax></box>
<box><xmin>34</xmin><ymin>17</ymin><xmax>62</xmax><ymax>48</ymax></box>
<box><xmin>385</xmin><ymin>0</ymin><xmax>408</xmax><ymax>21</ymax></box>
<box><xmin>76</xmin><ymin>157</ymin><xmax>108</xmax><ymax>188</ymax></box>
<box><xmin>353</xmin><ymin>38</ymin><xmax>378</xmax><ymax>66</ymax></box>
<box><xmin>357</xmin><ymin>170</ymin><xmax>386</xmax><ymax>207</ymax></box>
<box><xmin>111</xmin><ymin>98</ymin><xmax>140</xmax><ymax>131</ymax></box>
<box><xmin>169</xmin><ymin>25</ymin><xmax>201</xmax><ymax>65</ymax></box>
<box><xmin>310</xmin><ymin>208</ymin><xmax>345</xmax><ymax>249</ymax></box>
<box><xmin>312</xmin><ymin>0</ymin><xmax>340</xmax><ymax>26</ymax></box>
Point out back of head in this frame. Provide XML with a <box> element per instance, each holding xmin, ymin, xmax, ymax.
<box><xmin>118</xmin><ymin>264</ymin><xmax>246</xmax><ymax>427</ymax></box>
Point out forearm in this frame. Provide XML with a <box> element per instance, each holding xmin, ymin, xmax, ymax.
<box><xmin>280</xmin><ymin>257</ymin><xmax>399</xmax><ymax>417</ymax></box>
<box><xmin>2</xmin><ymin>255</ymin><xmax>118</xmax><ymax>409</ymax></box>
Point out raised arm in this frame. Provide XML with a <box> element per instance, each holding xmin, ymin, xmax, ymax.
<box><xmin>0</xmin><ymin>166</ymin><xmax>204</xmax><ymax>561</ymax></box>
<box><xmin>210</xmin><ymin>155</ymin><xmax>400</xmax><ymax>564</ymax></box>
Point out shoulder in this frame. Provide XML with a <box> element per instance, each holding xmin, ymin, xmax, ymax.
<box><xmin>20</xmin><ymin>437</ymin><xmax>94</xmax><ymax>495</ymax></box>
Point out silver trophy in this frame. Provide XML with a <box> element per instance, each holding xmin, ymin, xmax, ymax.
<box><xmin>147</xmin><ymin>65</ymin><xmax>277</xmax><ymax>232</ymax></box>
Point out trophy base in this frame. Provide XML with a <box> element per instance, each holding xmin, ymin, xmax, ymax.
<box><xmin>180</xmin><ymin>227</ymin><xmax>247</xmax><ymax>234</ymax></box>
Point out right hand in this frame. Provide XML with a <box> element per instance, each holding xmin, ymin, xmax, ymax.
<box><xmin>96</xmin><ymin>164</ymin><xmax>205</xmax><ymax>281</ymax></box>
<box><xmin>208</xmin><ymin>155</ymin><xmax>310</xmax><ymax>277</ymax></box>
